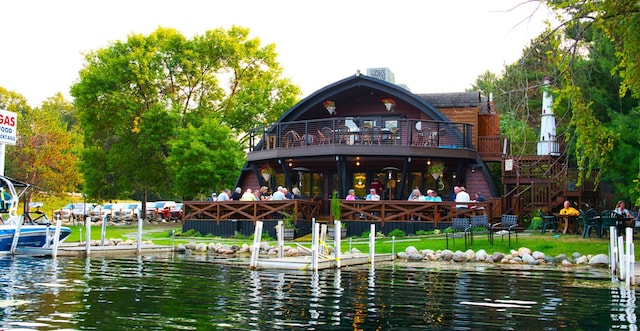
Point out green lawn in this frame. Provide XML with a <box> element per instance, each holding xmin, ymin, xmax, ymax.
<box><xmin>65</xmin><ymin>224</ymin><xmax>628</xmax><ymax>259</ymax></box>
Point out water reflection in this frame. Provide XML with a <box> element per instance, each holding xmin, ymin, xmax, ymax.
<box><xmin>0</xmin><ymin>255</ymin><xmax>636</xmax><ymax>330</ymax></box>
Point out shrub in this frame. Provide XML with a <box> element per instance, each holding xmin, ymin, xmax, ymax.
<box><xmin>361</xmin><ymin>231</ymin><xmax>370</xmax><ymax>238</ymax></box>
<box><xmin>415</xmin><ymin>230</ymin><xmax>430</xmax><ymax>236</ymax></box>
<box><xmin>388</xmin><ymin>229</ymin><xmax>406</xmax><ymax>237</ymax></box>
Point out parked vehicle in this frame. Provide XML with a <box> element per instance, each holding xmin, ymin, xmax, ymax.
<box><xmin>72</xmin><ymin>203</ymin><xmax>95</xmax><ymax>222</ymax></box>
<box><xmin>170</xmin><ymin>203</ymin><xmax>183</xmax><ymax>221</ymax></box>
<box><xmin>91</xmin><ymin>203</ymin><xmax>128</xmax><ymax>222</ymax></box>
<box><xmin>53</xmin><ymin>203</ymin><xmax>74</xmax><ymax>221</ymax></box>
<box><xmin>145</xmin><ymin>201</ymin><xmax>176</xmax><ymax>221</ymax></box>
<box><xmin>113</xmin><ymin>202</ymin><xmax>141</xmax><ymax>223</ymax></box>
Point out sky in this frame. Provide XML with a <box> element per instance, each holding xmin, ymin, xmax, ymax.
<box><xmin>1</xmin><ymin>0</ymin><xmax>554</xmax><ymax>107</ymax></box>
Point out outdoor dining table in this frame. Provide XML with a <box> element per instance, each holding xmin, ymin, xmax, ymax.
<box><xmin>554</xmin><ymin>213</ymin><xmax>579</xmax><ymax>234</ymax></box>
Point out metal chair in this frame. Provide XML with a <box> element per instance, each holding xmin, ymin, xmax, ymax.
<box><xmin>470</xmin><ymin>214</ymin><xmax>492</xmax><ymax>245</ymax></box>
<box><xmin>446</xmin><ymin>217</ymin><xmax>472</xmax><ymax>249</ymax></box>
<box><xmin>539</xmin><ymin>209</ymin><xmax>558</xmax><ymax>234</ymax></box>
<box><xmin>492</xmin><ymin>214</ymin><xmax>518</xmax><ymax>246</ymax></box>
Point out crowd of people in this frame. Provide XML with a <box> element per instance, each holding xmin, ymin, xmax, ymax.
<box><xmin>209</xmin><ymin>186</ymin><xmax>302</xmax><ymax>201</ymax></box>
<box><xmin>208</xmin><ymin>185</ymin><xmax>488</xmax><ymax>206</ymax></box>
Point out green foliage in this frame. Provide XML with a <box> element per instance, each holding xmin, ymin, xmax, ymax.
<box><xmin>70</xmin><ymin>26</ymin><xmax>300</xmax><ymax>200</ymax></box>
<box><xmin>0</xmin><ymin>90</ymin><xmax>82</xmax><ymax>196</ymax></box>
<box><xmin>178</xmin><ymin>229</ymin><xmax>202</xmax><ymax>237</ymax></box>
<box><xmin>360</xmin><ymin>231</ymin><xmax>370</xmax><ymax>238</ymax></box>
<box><xmin>167</xmin><ymin>118</ymin><xmax>244</xmax><ymax>199</ymax></box>
<box><xmin>415</xmin><ymin>230</ymin><xmax>430</xmax><ymax>236</ymax></box>
<box><xmin>388</xmin><ymin>229</ymin><xmax>406</xmax><ymax>237</ymax></box>
<box><xmin>331</xmin><ymin>191</ymin><xmax>341</xmax><ymax>220</ymax></box>
<box><xmin>528</xmin><ymin>217</ymin><xmax>542</xmax><ymax>230</ymax></box>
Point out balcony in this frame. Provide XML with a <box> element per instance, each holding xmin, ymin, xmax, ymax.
<box><xmin>247</xmin><ymin>117</ymin><xmax>476</xmax><ymax>161</ymax></box>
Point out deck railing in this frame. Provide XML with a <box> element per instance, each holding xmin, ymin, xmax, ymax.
<box><xmin>247</xmin><ymin>117</ymin><xmax>474</xmax><ymax>151</ymax></box>
<box><xmin>183</xmin><ymin>199</ymin><xmax>497</xmax><ymax>225</ymax></box>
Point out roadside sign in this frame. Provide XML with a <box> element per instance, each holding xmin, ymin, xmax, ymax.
<box><xmin>0</xmin><ymin>109</ymin><xmax>17</xmax><ymax>145</ymax></box>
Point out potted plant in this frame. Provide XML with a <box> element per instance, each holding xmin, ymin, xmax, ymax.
<box><xmin>429</xmin><ymin>161</ymin><xmax>445</xmax><ymax>180</ymax></box>
<box><xmin>260</xmin><ymin>164</ymin><xmax>274</xmax><ymax>182</ymax></box>
<box><xmin>282</xmin><ymin>213</ymin><xmax>296</xmax><ymax>240</ymax></box>
<box><xmin>381</xmin><ymin>98</ymin><xmax>396</xmax><ymax>111</ymax></box>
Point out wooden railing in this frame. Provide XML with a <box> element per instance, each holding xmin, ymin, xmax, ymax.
<box><xmin>183</xmin><ymin>200</ymin><xmax>321</xmax><ymax>223</ymax></box>
<box><xmin>183</xmin><ymin>199</ymin><xmax>497</xmax><ymax>225</ymax></box>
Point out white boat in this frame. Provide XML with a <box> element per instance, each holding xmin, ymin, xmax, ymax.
<box><xmin>0</xmin><ymin>176</ymin><xmax>72</xmax><ymax>254</ymax></box>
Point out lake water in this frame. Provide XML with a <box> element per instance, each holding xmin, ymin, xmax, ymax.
<box><xmin>0</xmin><ymin>253</ymin><xmax>636</xmax><ymax>330</ymax></box>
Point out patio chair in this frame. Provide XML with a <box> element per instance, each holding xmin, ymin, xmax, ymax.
<box><xmin>491</xmin><ymin>214</ymin><xmax>518</xmax><ymax>246</ymax></box>
<box><xmin>599</xmin><ymin>210</ymin><xmax>619</xmax><ymax>239</ymax></box>
<box><xmin>337</xmin><ymin>125</ymin><xmax>351</xmax><ymax>144</ymax></box>
<box><xmin>282</xmin><ymin>130</ymin><xmax>302</xmax><ymax>147</ymax></box>
<box><xmin>371</xmin><ymin>126</ymin><xmax>383</xmax><ymax>145</ymax></box>
<box><xmin>580</xmin><ymin>209</ymin><xmax>600</xmax><ymax>238</ymax></box>
<box><xmin>470</xmin><ymin>214</ymin><xmax>492</xmax><ymax>245</ymax></box>
<box><xmin>360</xmin><ymin>125</ymin><xmax>372</xmax><ymax>145</ymax></box>
<box><xmin>446</xmin><ymin>217</ymin><xmax>472</xmax><ymax>250</ymax></box>
<box><xmin>317</xmin><ymin>127</ymin><xmax>333</xmax><ymax>145</ymax></box>
<box><xmin>539</xmin><ymin>209</ymin><xmax>558</xmax><ymax>234</ymax></box>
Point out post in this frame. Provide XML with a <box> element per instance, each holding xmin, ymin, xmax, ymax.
<box><xmin>85</xmin><ymin>215</ymin><xmax>91</xmax><ymax>255</ymax></box>
<box><xmin>609</xmin><ymin>226</ymin><xmax>617</xmax><ymax>278</ymax></box>
<box><xmin>392</xmin><ymin>235</ymin><xmax>395</xmax><ymax>260</ymax></box>
<box><xmin>100</xmin><ymin>215</ymin><xmax>107</xmax><ymax>246</ymax></box>
<box><xmin>334</xmin><ymin>220</ymin><xmax>341</xmax><ymax>268</ymax></box>
<box><xmin>312</xmin><ymin>223</ymin><xmax>320</xmax><ymax>271</ymax></box>
<box><xmin>369</xmin><ymin>223</ymin><xmax>375</xmax><ymax>266</ymax></box>
<box><xmin>136</xmin><ymin>210</ymin><xmax>143</xmax><ymax>254</ymax></box>
<box><xmin>277</xmin><ymin>220</ymin><xmax>284</xmax><ymax>258</ymax></box>
<box><xmin>249</xmin><ymin>221</ymin><xmax>263</xmax><ymax>270</ymax></box>
<box><xmin>51</xmin><ymin>217</ymin><xmax>62</xmax><ymax>259</ymax></box>
<box><xmin>625</xmin><ymin>227</ymin><xmax>633</xmax><ymax>286</ymax></box>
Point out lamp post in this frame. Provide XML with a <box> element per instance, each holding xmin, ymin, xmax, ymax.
<box><xmin>381</xmin><ymin>167</ymin><xmax>400</xmax><ymax>200</ymax></box>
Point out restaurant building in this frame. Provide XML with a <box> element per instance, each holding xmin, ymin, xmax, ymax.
<box><xmin>236</xmin><ymin>68</ymin><xmax>501</xmax><ymax>212</ymax></box>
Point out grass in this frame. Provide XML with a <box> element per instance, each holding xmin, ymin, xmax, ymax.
<box><xmin>64</xmin><ymin>224</ymin><xmax>628</xmax><ymax>259</ymax></box>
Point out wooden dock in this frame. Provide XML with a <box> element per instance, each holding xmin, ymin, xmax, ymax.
<box><xmin>254</xmin><ymin>253</ymin><xmax>395</xmax><ymax>270</ymax></box>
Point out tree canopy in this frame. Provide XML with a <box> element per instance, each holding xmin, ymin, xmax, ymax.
<box><xmin>70</xmin><ymin>26</ymin><xmax>300</xmax><ymax>200</ymax></box>
<box><xmin>0</xmin><ymin>90</ymin><xmax>82</xmax><ymax>196</ymax></box>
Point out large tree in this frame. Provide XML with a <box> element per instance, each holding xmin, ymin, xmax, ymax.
<box><xmin>71</xmin><ymin>26</ymin><xmax>300</xmax><ymax>200</ymax></box>
<box><xmin>0</xmin><ymin>90</ymin><xmax>82</xmax><ymax>196</ymax></box>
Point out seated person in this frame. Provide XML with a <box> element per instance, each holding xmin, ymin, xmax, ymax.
<box><xmin>346</xmin><ymin>189</ymin><xmax>357</xmax><ymax>200</ymax></box>
<box><xmin>424</xmin><ymin>189</ymin><xmax>442</xmax><ymax>202</ymax></box>
<box><xmin>366</xmin><ymin>188</ymin><xmax>380</xmax><ymax>201</ymax></box>
<box><xmin>454</xmin><ymin>186</ymin><xmax>471</xmax><ymax>209</ymax></box>
<box><xmin>559</xmin><ymin>200</ymin><xmax>579</xmax><ymax>216</ymax></box>
<box><xmin>615</xmin><ymin>200</ymin><xmax>633</xmax><ymax>218</ymax></box>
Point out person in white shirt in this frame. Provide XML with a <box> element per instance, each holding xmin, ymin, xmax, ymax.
<box><xmin>271</xmin><ymin>186</ymin><xmax>286</xmax><ymax>201</ymax></box>
<box><xmin>455</xmin><ymin>186</ymin><xmax>471</xmax><ymax>209</ymax></box>
<box><xmin>216</xmin><ymin>189</ymin><xmax>231</xmax><ymax>201</ymax></box>
<box><xmin>366</xmin><ymin>188</ymin><xmax>380</xmax><ymax>201</ymax></box>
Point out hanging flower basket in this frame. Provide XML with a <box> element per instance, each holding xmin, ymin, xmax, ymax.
<box><xmin>381</xmin><ymin>98</ymin><xmax>396</xmax><ymax>111</ymax></box>
<box><xmin>429</xmin><ymin>161</ymin><xmax>445</xmax><ymax>180</ymax></box>
<box><xmin>260</xmin><ymin>164</ymin><xmax>274</xmax><ymax>181</ymax></box>
<box><xmin>324</xmin><ymin>100</ymin><xmax>336</xmax><ymax>115</ymax></box>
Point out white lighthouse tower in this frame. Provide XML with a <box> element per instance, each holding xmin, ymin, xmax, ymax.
<box><xmin>537</xmin><ymin>77</ymin><xmax>560</xmax><ymax>156</ymax></box>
